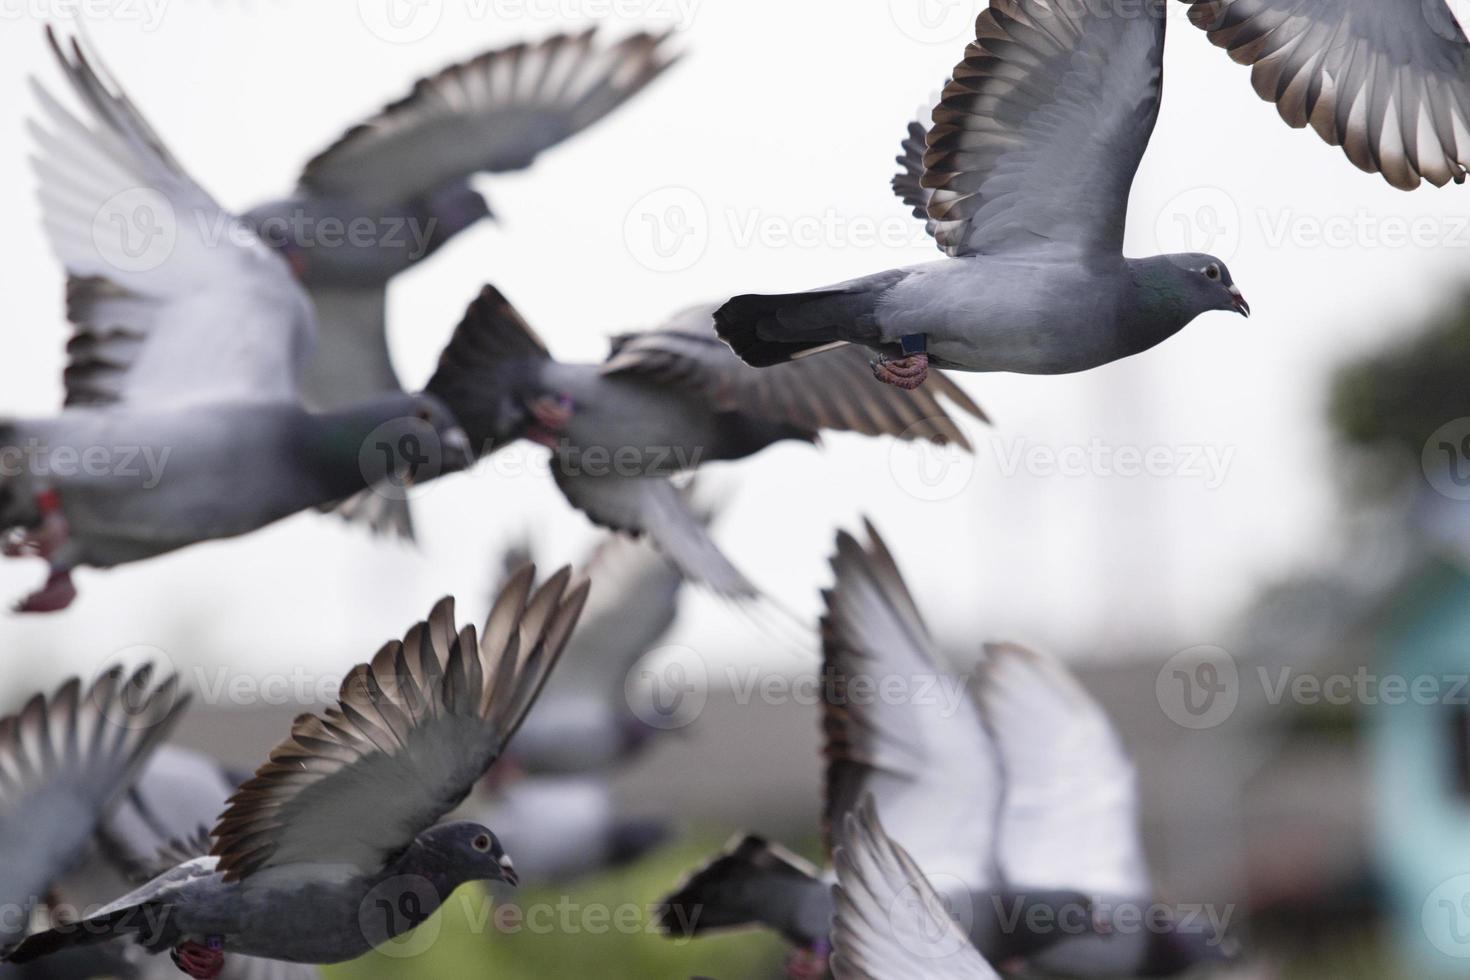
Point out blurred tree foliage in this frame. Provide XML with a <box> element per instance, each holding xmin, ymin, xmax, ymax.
<box><xmin>1330</xmin><ymin>287</ymin><xmax>1470</xmax><ymax>457</ymax></box>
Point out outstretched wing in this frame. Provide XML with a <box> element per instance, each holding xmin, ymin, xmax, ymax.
<box><xmin>921</xmin><ymin>0</ymin><xmax>1166</xmax><ymax>258</ymax></box>
<box><xmin>32</xmin><ymin>29</ymin><xmax>312</xmax><ymax>409</ymax></box>
<box><xmin>602</xmin><ymin>306</ymin><xmax>988</xmax><ymax>449</ymax></box>
<box><xmin>1183</xmin><ymin>0</ymin><xmax>1470</xmax><ymax>189</ymax></box>
<box><xmin>298</xmin><ymin>29</ymin><xmax>680</xmax><ymax>213</ymax></box>
<box><xmin>211</xmin><ymin>573</ymin><xmax>589</xmax><ymax>881</ymax></box>
<box><xmin>977</xmin><ymin>644</ymin><xmax>1150</xmax><ymax>898</ymax></box>
<box><xmin>0</xmin><ymin>665</ymin><xmax>188</xmax><ymax>935</ymax></box>
<box><xmin>829</xmin><ymin>797</ymin><xmax>999</xmax><ymax>980</ymax></box>
<box><xmin>819</xmin><ymin>522</ymin><xmax>1000</xmax><ymax>895</ymax></box>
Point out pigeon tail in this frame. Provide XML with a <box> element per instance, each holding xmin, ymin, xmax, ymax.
<box><xmin>714</xmin><ymin>288</ymin><xmax>879</xmax><ymax>367</ymax></box>
<box><xmin>425</xmin><ymin>284</ymin><xmax>553</xmax><ymax>453</ymax></box>
<box><xmin>655</xmin><ymin>834</ymin><xmax>823</xmax><ymax>942</ymax></box>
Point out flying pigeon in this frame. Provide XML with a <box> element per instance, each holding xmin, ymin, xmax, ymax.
<box><xmin>655</xmin><ymin>522</ymin><xmax>1091</xmax><ymax>977</ymax></box>
<box><xmin>242</xmin><ymin>30</ymin><xmax>680</xmax><ymax>538</ymax></box>
<box><xmin>714</xmin><ymin>0</ymin><xmax>1250</xmax><ymax>390</ymax></box>
<box><xmin>0</xmin><ymin>664</ymin><xmax>187</xmax><ymax>956</ymax></box>
<box><xmin>1181</xmin><ymin>0</ymin><xmax>1470</xmax><ymax>190</ymax></box>
<box><xmin>0</xmin><ymin>31</ymin><xmax>476</xmax><ymax>612</ymax></box>
<box><xmin>658</xmin><ymin>522</ymin><xmax>1236</xmax><ymax>977</ymax></box>
<box><xmin>828</xmin><ymin>796</ymin><xmax>1000</xmax><ymax>979</ymax></box>
<box><xmin>494</xmin><ymin>529</ymin><xmax>691</xmax><ymax>775</ymax></box>
<box><xmin>4</xmin><ymin>570</ymin><xmax>590</xmax><ymax>979</ymax></box>
<box><xmin>425</xmin><ymin>288</ymin><xmax>987</xmax><ymax>596</ymax></box>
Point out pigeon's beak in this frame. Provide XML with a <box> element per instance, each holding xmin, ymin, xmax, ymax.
<box><xmin>1228</xmin><ymin>285</ymin><xmax>1250</xmax><ymax>318</ymax></box>
<box><xmin>497</xmin><ymin>853</ymin><xmax>519</xmax><ymax>888</ymax></box>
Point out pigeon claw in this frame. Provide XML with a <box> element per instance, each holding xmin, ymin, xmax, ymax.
<box><xmin>871</xmin><ymin>352</ymin><xmax>929</xmax><ymax>391</ymax></box>
<box><xmin>14</xmin><ymin>569</ymin><xmax>76</xmax><ymax>614</ymax></box>
<box><xmin>171</xmin><ymin>940</ymin><xmax>225</xmax><ymax>980</ymax></box>
<box><xmin>784</xmin><ymin>941</ymin><xmax>830</xmax><ymax>980</ymax></box>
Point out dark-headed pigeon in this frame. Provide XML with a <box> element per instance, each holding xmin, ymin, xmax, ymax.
<box><xmin>425</xmin><ymin>288</ymin><xmax>987</xmax><ymax>596</ymax></box>
<box><xmin>715</xmin><ymin>0</ymin><xmax>1250</xmax><ymax>390</ymax></box>
<box><xmin>4</xmin><ymin>570</ymin><xmax>589</xmax><ymax>978</ymax></box>
<box><xmin>1</xmin><ymin>30</ymin><xmax>476</xmax><ymax>612</ymax></box>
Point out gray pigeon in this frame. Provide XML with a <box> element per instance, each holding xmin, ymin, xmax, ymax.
<box><xmin>463</xmin><ymin>774</ymin><xmax>669</xmax><ymax>885</ymax></box>
<box><xmin>242</xmin><ymin>30</ymin><xmax>680</xmax><ymax>538</ymax></box>
<box><xmin>0</xmin><ymin>31</ymin><xmax>475</xmax><ymax>612</ymax></box>
<box><xmin>4</xmin><ymin>571</ymin><xmax>589</xmax><ymax>978</ymax></box>
<box><xmin>655</xmin><ymin>522</ymin><xmax>1091</xmax><ymax>976</ymax></box>
<box><xmin>828</xmin><ymin>796</ymin><xmax>1000</xmax><ymax>980</ymax></box>
<box><xmin>498</xmin><ymin>528</ymin><xmax>693</xmax><ymax>775</ymax></box>
<box><xmin>0</xmin><ymin>664</ymin><xmax>186</xmax><ymax>956</ymax></box>
<box><xmin>657</xmin><ymin>522</ymin><xmax>1235</xmax><ymax>978</ymax></box>
<box><xmin>1182</xmin><ymin>0</ymin><xmax>1470</xmax><ymax>190</ymax></box>
<box><xmin>715</xmin><ymin>0</ymin><xmax>1249</xmax><ymax>390</ymax></box>
<box><xmin>425</xmin><ymin>287</ymin><xmax>988</xmax><ymax>596</ymax></box>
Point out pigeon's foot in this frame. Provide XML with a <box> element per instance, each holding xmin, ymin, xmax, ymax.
<box><xmin>784</xmin><ymin>941</ymin><xmax>830</xmax><ymax>980</ymax></box>
<box><xmin>2</xmin><ymin>490</ymin><xmax>68</xmax><ymax>559</ymax></box>
<box><xmin>171</xmin><ymin>939</ymin><xmax>224</xmax><ymax>980</ymax></box>
<box><xmin>15</xmin><ymin>569</ymin><xmax>76</xmax><ymax>614</ymax></box>
<box><xmin>870</xmin><ymin>352</ymin><xmax>929</xmax><ymax>390</ymax></box>
<box><xmin>526</xmin><ymin>396</ymin><xmax>575</xmax><ymax>448</ymax></box>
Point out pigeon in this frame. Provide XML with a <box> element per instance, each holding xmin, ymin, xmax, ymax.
<box><xmin>463</xmin><ymin>774</ymin><xmax>669</xmax><ymax>885</ymax></box>
<box><xmin>658</xmin><ymin>522</ymin><xmax>1236</xmax><ymax>978</ymax></box>
<box><xmin>0</xmin><ymin>31</ymin><xmax>476</xmax><ymax>612</ymax></box>
<box><xmin>241</xmin><ymin>30</ymin><xmax>680</xmax><ymax>538</ymax></box>
<box><xmin>1181</xmin><ymin>0</ymin><xmax>1470</xmax><ymax>190</ymax></box>
<box><xmin>655</xmin><ymin>522</ymin><xmax>1091</xmax><ymax>977</ymax></box>
<box><xmin>714</xmin><ymin>0</ymin><xmax>1250</xmax><ymax>390</ymax></box>
<box><xmin>0</xmin><ymin>664</ymin><xmax>187</xmax><ymax>957</ymax></box>
<box><xmin>4</xmin><ymin>570</ymin><xmax>590</xmax><ymax>979</ymax></box>
<box><xmin>497</xmin><ymin>529</ymin><xmax>692</xmax><ymax>775</ymax></box>
<box><xmin>425</xmin><ymin>287</ymin><xmax>987</xmax><ymax>596</ymax></box>
<box><xmin>828</xmin><ymin>796</ymin><xmax>1001</xmax><ymax>980</ymax></box>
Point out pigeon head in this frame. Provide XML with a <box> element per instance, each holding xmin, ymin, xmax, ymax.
<box><xmin>1162</xmin><ymin>253</ymin><xmax>1250</xmax><ymax>319</ymax></box>
<box><xmin>416</xmin><ymin>821</ymin><xmax>519</xmax><ymax>888</ymax></box>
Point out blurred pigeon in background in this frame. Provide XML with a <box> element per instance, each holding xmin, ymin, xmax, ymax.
<box><xmin>243</xmin><ymin>30</ymin><xmax>681</xmax><ymax>538</ymax></box>
<box><xmin>5</xmin><ymin>572</ymin><xmax>589</xmax><ymax>978</ymax></box>
<box><xmin>1</xmin><ymin>31</ymin><xmax>479</xmax><ymax>612</ymax></box>
<box><xmin>715</xmin><ymin>0</ymin><xmax>1250</xmax><ymax>390</ymax></box>
<box><xmin>829</xmin><ymin>796</ymin><xmax>1001</xmax><ymax>980</ymax></box>
<box><xmin>655</xmin><ymin>522</ymin><xmax>1091</xmax><ymax>977</ymax></box>
<box><xmin>497</xmin><ymin>524</ymin><xmax>695</xmax><ymax>775</ymax></box>
<box><xmin>426</xmin><ymin>288</ymin><xmax>987</xmax><ymax>596</ymax></box>
<box><xmin>0</xmin><ymin>664</ymin><xmax>185</xmax><ymax>966</ymax></box>
<box><xmin>1181</xmin><ymin>0</ymin><xmax>1470</xmax><ymax>189</ymax></box>
<box><xmin>464</xmin><ymin>774</ymin><xmax>669</xmax><ymax>886</ymax></box>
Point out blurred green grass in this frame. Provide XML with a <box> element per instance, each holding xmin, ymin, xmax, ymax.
<box><xmin>324</xmin><ymin>839</ymin><xmax>786</xmax><ymax>980</ymax></box>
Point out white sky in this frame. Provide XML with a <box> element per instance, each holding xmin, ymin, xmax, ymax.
<box><xmin>0</xmin><ymin>0</ymin><xmax>1466</xmax><ymax>703</ymax></box>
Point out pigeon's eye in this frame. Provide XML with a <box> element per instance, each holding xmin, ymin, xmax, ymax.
<box><xmin>1204</xmin><ymin>264</ymin><xmax>1221</xmax><ymax>281</ymax></box>
<box><xmin>471</xmin><ymin>834</ymin><xmax>492</xmax><ymax>853</ymax></box>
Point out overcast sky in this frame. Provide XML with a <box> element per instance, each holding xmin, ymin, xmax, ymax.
<box><xmin>0</xmin><ymin>0</ymin><xmax>1466</xmax><ymax>706</ymax></box>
